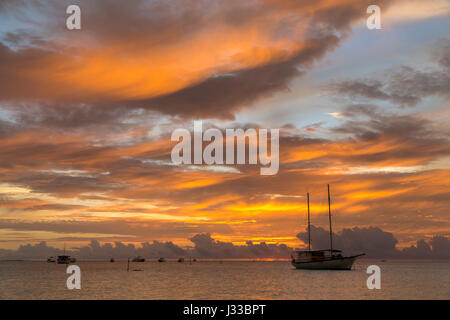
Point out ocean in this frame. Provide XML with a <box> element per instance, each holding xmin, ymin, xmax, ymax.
<box><xmin>0</xmin><ymin>259</ymin><xmax>448</xmax><ymax>299</ymax></box>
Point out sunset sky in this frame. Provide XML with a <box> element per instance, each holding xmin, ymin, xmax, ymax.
<box><xmin>0</xmin><ymin>0</ymin><xmax>449</xmax><ymax>254</ymax></box>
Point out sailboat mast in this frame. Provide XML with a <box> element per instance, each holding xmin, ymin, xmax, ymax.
<box><xmin>307</xmin><ymin>192</ymin><xmax>311</xmax><ymax>251</ymax></box>
<box><xmin>327</xmin><ymin>184</ymin><xmax>333</xmax><ymax>254</ymax></box>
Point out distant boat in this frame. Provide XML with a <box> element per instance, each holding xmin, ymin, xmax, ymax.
<box><xmin>57</xmin><ymin>244</ymin><xmax>74</xmax><ymax>264</ymax></box>
<box><xmin>192</xmin><ymin>258</ymin><xmax>197</xmax><ymax>262</ymax></box>
<box><xmin>110</xmin><ymin>258</ymin><xmax>115</xmax><ymax>262</ymax></box>
<box><xmin>132</xmin><ymin>256</ymin><xmax>145</xmax><ymax>262</ymax></box>
<box><xmin>57</xmin><ymin>255</ymin><xmax>71</xmax><ymax>264</ymax></box>
<box><xmin>158</xmin><ymin>257</ymin><xmax>166</xmax><ymax>262</ymax></box>
<box><xmin>177</xmin><ymin>258</ymin><xmax>184</xmax><ymax>263</ymax></box>
<box><xmin>47</xmin><ymin>256</ymin><xmax>56</xmax><ymax>263</ymax></box>
<box><xmin>291</xmin><ymin>185</ymin><xmax>365</xmax><ymax>270</ymax></box>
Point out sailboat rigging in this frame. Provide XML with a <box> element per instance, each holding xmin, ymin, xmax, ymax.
<box><xmin>291</xmin><ymin>184</ymin><xmax>365</xmax><ymax>270</ymax></box>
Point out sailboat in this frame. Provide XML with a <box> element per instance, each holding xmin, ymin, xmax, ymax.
<box><xmin>291</xmin><ymin>184</ymin><xmax>365</xmax><ymax>270</ymax></box>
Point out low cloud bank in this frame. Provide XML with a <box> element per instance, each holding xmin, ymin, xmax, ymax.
<box><xmin>0</xmin><ymin>227</ymin><xmax>448</xmax><ymax>260</ymax></box>
<box><xmin>297</xmin><ymin>226</ymin><xmax>450</xmax><ymax>259</ymax></box>
<box><xmin>189</xmin><ymin>234</ymin><xmax>291</xmax><ymax>259</ymax></box>
<box><xmin>0</xmin><ymin>235</ymin><xmax>291</xmax><ymax>260</ymax></box>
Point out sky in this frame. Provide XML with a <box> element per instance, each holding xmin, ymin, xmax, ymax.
<box><xmin>0</xmin><ymin>0</ymin><xmax>449</xmax><ymax>258</ymax></box>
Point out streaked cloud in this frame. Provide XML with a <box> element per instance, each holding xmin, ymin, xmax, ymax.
<box><xmin>384</xmin><ymin>0</ymin><xmax>450</xmax><ymax>22</ymax></box>
<box><xmin>0</xmin><ymin>0</ymin><xmax>448</xmax><ymax>253</ymax></box>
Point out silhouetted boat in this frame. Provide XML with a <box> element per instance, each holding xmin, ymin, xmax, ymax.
<box><xmin>177</xmin><ymin>258</ymin><xmax>184</xmax><ymax>263</ymax></box>
<box><xmin>158</xmin><ymin>257</ymin><xmax>166</xmax><ymax>262</ymax></box>
<box><xmin>291</xmin><ymin>185</ymin><xmax>365</xmax><ymax>270</ymax></box>
<box><xmin>57</xmin><ymin>244</ymin><xmax>74</xmax><ymax>264</ymax></box>
<box><xmin>47</xmin><ymin>256</ymin><xmax>56</xmax><ymax>263</ymax></box>
<box><xmin>132</xmin><ymin>256</ymin><xmax>145</xmax><ymax>262</ymax></box>
<box><xmin>57</xmin><ymin>255</ymin><xmax>71</xmax><ymax>264</ymax></box>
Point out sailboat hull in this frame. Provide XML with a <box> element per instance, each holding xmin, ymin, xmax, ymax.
<box><xmin>292</xmin><ymin>186</ymin><xmax>365</xmax><ymax>270</ymax></box>
<box><xmin>291</xmin><ymin>255</ymin><xmax>361</xmax><ymax>270</ymax></box>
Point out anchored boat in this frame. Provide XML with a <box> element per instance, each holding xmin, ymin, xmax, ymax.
<box><xmin>57</xmin><ymin>244</ymin><xmax>75</xmax><ymax>264</ymax></box>
<box><xmin>132</xmin><ymin>256</ymin><xmax>145</xmax><ymax>262</ymax></box>
<box><xmin>291</xmin><ymin>185</ymin><xmax>364</xmax><ymax>270</ymax></box>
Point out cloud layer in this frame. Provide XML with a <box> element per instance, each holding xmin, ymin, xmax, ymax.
<box><xmin>0</xmin><ymin>1</ymin><xmax>449</xmax><ymax>252</ymax></box>
<box><xmin>1</xmin><ymin>227</ymin><xmax>448</xmax><ymax>259</ymax></box>
<box><xmin>0</xmin><ymin>0</ymin><xmax>391</xmax><ymax>120</ymax></box>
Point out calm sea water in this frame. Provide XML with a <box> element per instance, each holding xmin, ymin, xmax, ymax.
<box><xmin>0</xmin><ymin>259</ymin><xmax>448</xmax><ymax>299</ymax></box>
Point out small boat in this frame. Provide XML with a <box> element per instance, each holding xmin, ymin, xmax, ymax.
<box><xmin>47</xmin><ymin>256</ymin><xmax>56</xmax><ymax>263</ymax></box>
<box><xmin>110</xmin><ymin>258</ymin><xmax>115</xmax><ymax>262</ymax></box>
<box><xmin>158</xmin><ymin>257</ymin><xmax>166</xmax><ymax>262</ymax></box>
<box><xmin>192</xmin><ymin>258</ymin><xmax>197</xmax><ymax>262</ymax></box>
<box><xmin>177</xmin><ymin>258</ymin><xmax>184</xmax><ymax>263</ymax></box>
<box><xmin>57</xmin><ymin>255</ymin><xmax>71</xmax><ymax>264</ymax></box>
<box><xmin>132</xmin><ymin>256</ymin><xmax>145</xmax><ymax>262</ymax></box>
<box><xmin>291</xmin><ymin>185</ymin><xmax>365</xmax><ymax>270</ymax></box>
<box><xmin>57</xmin><ymin>244</ymin><xmax>73</xmax><ymax>264</ymax></box>
<box><xmin>291</xmin><ymin>249</ymin><xmax>364</xmax><ymax>270</ymax></box>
